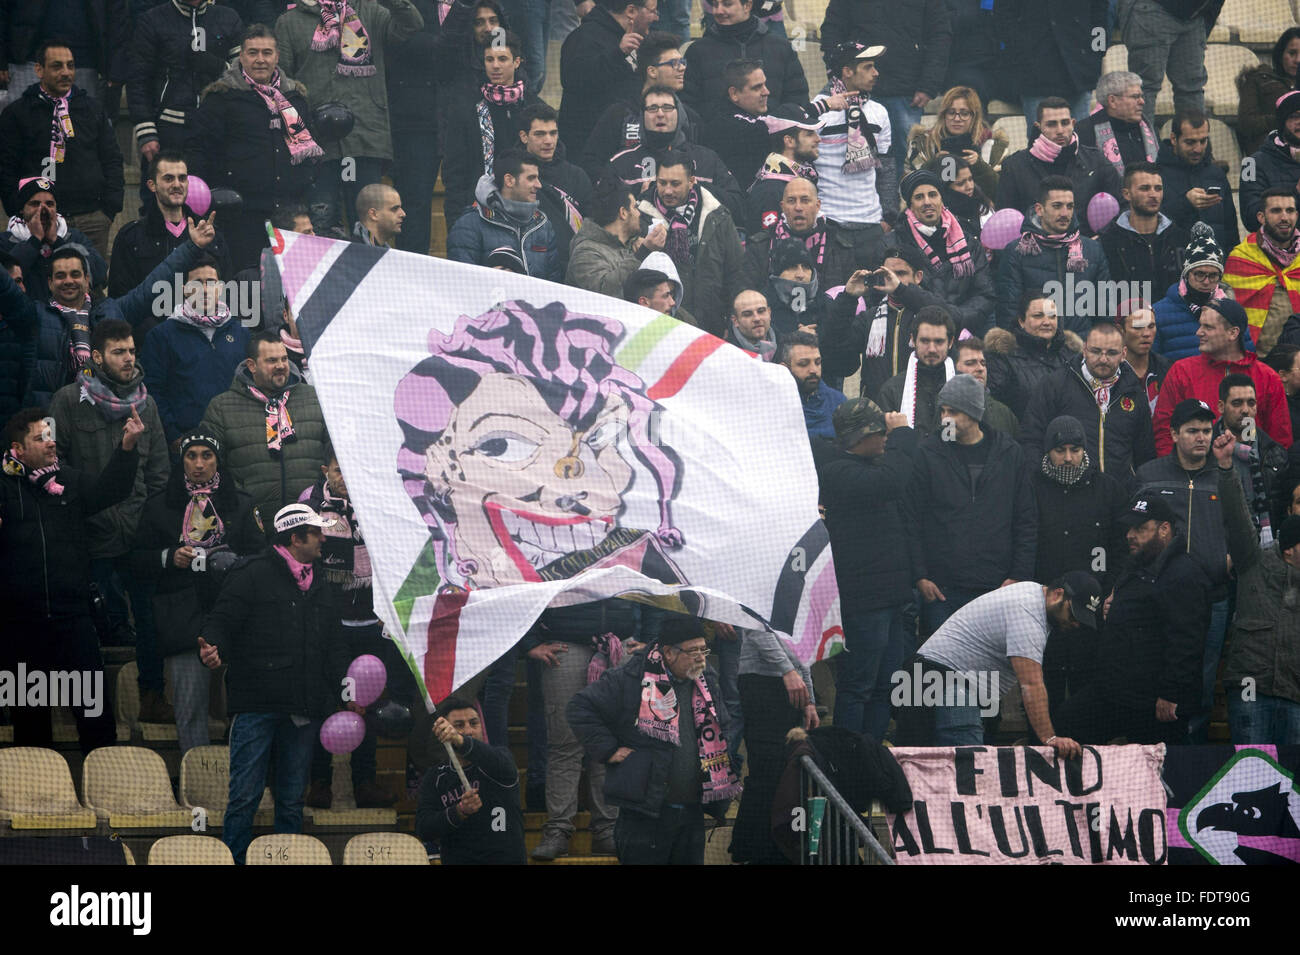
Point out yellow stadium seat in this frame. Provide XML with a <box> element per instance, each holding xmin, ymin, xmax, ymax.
<box><xmin>342</xmin><ymin>831</ymin><xmax>428</xmax><ymax>865</ymax></box>
<box><xmin>148</xmin><ymin>834</ymin><xmax>234</xmax><ymax>865</ymax></box>
<box><xmin>179</xmin><ymin>746</ymin><xmax>274</xmax><ymax>828</ymax></box>
<box><xmin>82</xmin><ymin>746</ymin><xmax>190</xmax><ymax>829</ymax></box>
<box><xmin>246</xmin><ymin>833</ymin><xmax>333</xmax><ymax>865</ymax></box>
<box><xmin>0</xmin><ymin>747</ymin><xmax>96</xmax><ymax>831</ymax></box>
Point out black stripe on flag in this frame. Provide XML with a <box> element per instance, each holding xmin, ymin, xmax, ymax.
<box><xmin>295</xmin><ymin>242</ymin><xmax>387</xmax><ymax>359</ymax></box>
<box><xmin>768</xmin><ymin>521</ymin><xmax>832</xmax><ymax>635</ymax></box>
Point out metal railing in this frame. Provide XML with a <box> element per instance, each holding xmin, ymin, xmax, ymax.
<box><xmin>799</xmin><ymin>755</ymin><xmax>894</xmax><ymax>865</ymax></box>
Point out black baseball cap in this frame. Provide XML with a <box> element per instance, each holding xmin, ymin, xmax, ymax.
<box><xmin>1169</xmin><ymin>398</ymin><xmax>1214</xmax><ymax>431</ymax></box>
<box><xmin>1058</xmin><ymin>571</ymin><xmax>1103</xmax><ymax>630</ymax></box>
<box><xmin>1119</xmin><ymin>493</ymin><xmax>1180</xmax><ymax>528</ymax></box>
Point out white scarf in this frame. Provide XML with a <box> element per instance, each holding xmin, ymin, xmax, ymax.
<box><xmin>899</xmin><ymin>353</ymin><xmax>955</xmax><ymax>427</ymax></box>
<box><xmin>864</xmin><ymin>300</ymin><xmax>889</xmax><ymax>357</ymax></box>
<box><xmin>6</xmin><ymin>214</ymin><xmax>69</xmax><ymax>242</ymax></box>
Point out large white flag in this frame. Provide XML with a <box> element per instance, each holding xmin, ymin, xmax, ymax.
<box><xmin>273</xmin><ymin>230</ymin><xmax>840</xmax><ymax>706</ymax></box>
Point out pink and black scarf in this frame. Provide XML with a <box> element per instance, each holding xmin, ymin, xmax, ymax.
<box><xmin>1259</xmin><ymin>226</ymin><xmax>1300</xmax><ymax>269</ymax></box>
<box><xmin>181</xmin><ymin>472</ymin><xmax>226</xmax><ymax>549</ymax></box>
<box><xmin>636</xmin><ymin>646</ymin><xmax>741</xmax><ymax>803</ymax></box>
<box><xmin>318</xmin><ymin>481</ymin><xmax>371</xmax><ymax>590</ymax></box>
<box><xmin>38</xmin><ymin>88</ymin><xmax>74</xmax><ymax>164</ymax></box>
<box><xmin>274</xmin><ymin>544</ymin><xmax>314</xmax><ymax>591</ymax></box>
<box><xmin>773</xmin><ymin>214</ymin><xmax>827</xmax><ymax>268</ymax></box>
<box><xmin>243</xmin><ymin>69</ymin><xmax>324</xmax><ymax>164</ymax></box>
<box><xmin>79</xmin><ymin>365</ymin><xmax>148</xmax><ymax>421</ymax></box>
<box><xmin>477</xmin><ymin>81</ymin><xmax>524</xmax><ymax>176</ymax></box>
<box><xmin>1016</xmin><ymin>216</ymin><xmax>1089</xmax><ymax>273</ymax></box>
<box><xmin>905</xmin><ymin>207</ymin><xmax>974</xmax><ymax>278</ymax></box>
<box><xmin>1092</xmin><ymin>116</ymin><xmax>1158</xmax><ymax>174</ymax></box>
<box><xmin>2</xmin><ymin>449</ymin><xmax>64</xmax><ymax>496</ymax></box>
<box><xmin>311</xmin><ymin>0</ymin><xmax>376</xmax><ymax>76</ymax></box>
<box><xmin>49</xmin><ymin>298</ymin><xmax>92</xmax><ymax>373</ymax></box>
<box><xmin>246</xmin><ymin>382</ymin><xmax>296</xmax><ymax>454</ymax></box>
<box><xmin>177</xmin><ymin>298</ymin><xmax>232</xmax><ymax>329</ymax></box>
<box><xmin>828</xmin><ymin>77</ymin><xmax>881</xmax><ymax>174</ymax></box>
<box><xmin>652</xmin><ymin>184</ymin><xmax>700</xmax><ymax>272</ymax></box>
<box><xmin>1080</xmin><ymin>357</ymin><xmax>1120</xmax><ymax>413</ymax></box>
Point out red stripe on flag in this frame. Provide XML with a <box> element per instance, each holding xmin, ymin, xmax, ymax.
<box><xmin>424</xmin><ymin>589</ymin><xmax>469</xmax><ymax>703</ymax></box>
<box><xmin>647</xmin><ymin>335</ymin><xmax>726</xmax><ymax>400</ymax></box>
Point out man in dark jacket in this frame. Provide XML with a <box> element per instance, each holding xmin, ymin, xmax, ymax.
<box><xmin>1075</xmin><ymin>71</ymin><xmax>1160</xmax><ymax>176</ymax></box>
<box><xmin>996</xmin><ymin>177</ymin><xmax>1112</xmax><ymax>334</ymax></box>
<box><xmin>432</xmin><ymin>0</ymin><xmax>510</xmax><ymax>109</ymax></box>
<box><xmin>198</xmin><ymin>501</ymin><xmax>352</xmax><ymax>864</ymax></box>
<box><xmin>0</xmin><ymin>404</ymin><xmax>143</xmax><ymax>754</ymax></box>
<box><xmin>904</xmin><ymin>374</ymin><xmax>1038</xmax><ymax>635</ymax></box>
<box><xmin>389</xmin><ymin>0</ymin><xmax>445</xmax><ymax>255</ymax></box>
<box><xmin>559</xmin><ymin>0</ymin><xmax>655</xmax><ymax>149</ymax></box>
<box><xmin>416</xmin><ymin>697</ymin><xmax>527</xmax><ymax>864</ymax></box>
<box><xmin>812</xmin><ymin>397</ymin><xmax>914</xmax><ymax>739</ymax></box>
<box><xmin>683</xmin><ymin>0</ymin><xmax>807</xmax><ymax>121</ymax></box>
<box><xmin>1055</xmin><ymin>492</ymin><xmax>1211</xmax><ymax>744</ymax></box>
<box><xmin>748</xmin><ymin>105</ymin><xmax>820</xmax><ymax>234</ymax></box>
<box><xmin>743</xmin><ymin>178</ymin><xmax>858</xmax><ymax>293</ymax></box>
<box><xmin>567</xmin><ymin>615</ymin><xmax>740</xmax><ymax>866</ymax></box>
<box><xmin>995</xmin><ymin>0</ymin><xmax>1106</xmax><ymax>138</ymax></box>
<box><xmin>0</xmin><ymin>253</ymin><xmax>36</xmax><ymax>422</ymax></box>
<box><xmin>0</xmin><ymin>177</ymin><xmax>107</xmax><ymax>296</ymax></box>
<box><xmin>1212</xmin><ymin>372</ymin><xmax>1291</xmax><ymax>539</ymax></box>
<box><xmin>986</xmin><ymin>293</ymin><xmax>1084</xmax><ymax>419</ymax></box>
<box><xmin>518</xmin><ymin>103</ymin><xmax>591</xmax><ymax>275</ymax></box>
<box><xmin>1156</xmin><ymin>109</ymin><xmax>1239</xmax><ymax>252</ymax></box>
<box><xmin>1099</xmin><ymin>162</ymin><xmax>1187</xmax><ymax>298</ymax></box>
<box><xmin>784</xmin><ymin>331</ymin><xmax>845</xmax><ymax>440</ymax></box>
<box><xmin>0</xmin><ymin>0</ymin><xmax>129</xmax><ymax>107</ymax></box>
<box><xmin>877</xmin><ymin>307</ymin><xmax>955</xmax><ymax>437</ymax></box>
<box><xmin>996</xmin><ymin>98</ymin><xmax>1122</xmax><ymax>220</ymax></box>
<box><xmin>446</xmin><ymin>152</ymin><xmax>562</xmax><ymax>281</ymax></box>
<box><xmin>0</xmin><ymin>41</ymin><xmax>124</xmax><ymax>258</ymax></box>
<box><xmin>1121</xmin><ymin>305</ymin><xmax>1172</xmax><ymax>413</ymax></box>
<box><xmin>1021</xmin><ymin>320</ymin><xmax>1157</xmax><ymax>488</ymax></box>
<box><xmin>1240</xmin><ymin>90</ymin><xmax>1300</xmax><ymax>233</ymax></box>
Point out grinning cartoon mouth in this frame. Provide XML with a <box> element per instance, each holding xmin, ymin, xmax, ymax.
<box><xmin>486</xmin><ymin>502</ymin><xmax>614</xmax><ymax>579</ymax></box>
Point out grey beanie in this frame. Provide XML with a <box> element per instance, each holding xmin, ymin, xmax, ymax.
<box><xmin>938</xmin><ymin>373</ymin><xmax>986</xmax><ymax>423</ymax></box>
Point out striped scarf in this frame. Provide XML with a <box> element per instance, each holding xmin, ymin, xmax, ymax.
<box><xmin>245</xmin><ymin>382</ymin><xmax>296</xmax><ymax>453</ymax></box>
<box><xmin>181</xmin><ymin>472</ymin><xmax>226</xmax><ymax>548</ymax></box>
<box><xmin>38</xmin><ymin>88</ymin><xmax>74</xmax><ymax>164</ymax></box>
<box><xmin>773</xmin><ymin>215</ymin><xmax>827</xmax><ymax>267</ymax></box>
<box><xmin>1016</xmin><ymin>216</ymin><xmax>1088</xmax><ymax>272</ymax></box>
<box><xmin>79</xmin><ymin>365</ymin><xmax>148</xmax><ymax>421</ymax></box>
<box><xmin>3</xmin><ymin>449</ymin><xmax>64</xmax><ymax>496</ymax></box>
<box><xmin>311</xmin><ymin>0</ymin><xmax>376</xmax><ymax>76</ymax></box>
<box><xmin>477</xmin><ymin>82</ymin><xmax>524</xmax><ymax>177</ymax></box>
<box><xmin>243</xmin><ymin>70</ymin><xmax>324</xmax><ymax>164</ymax></box>
<box><xmin>829</xmin><ymin>77</ymin><xmax>880</xmax><ymax>174</ymax></box>
<box><xmin>905</xmin><ymin>207</ymin><xmax>974</xmax><ymax>278</ymax></box>
<box><xmin>1080</xmin><ymin>357</ymin><xmax>1120</xmax><ymax>413</ymax></box>
<box><xmin>651</xmin><ymin>184</ymin><xmax>700</xmax><ymax>273</ymax></box>
<box><xmin>49</xmin><ymin>298</ymin><xmax>92</xmax><ymax>373</ymax></box>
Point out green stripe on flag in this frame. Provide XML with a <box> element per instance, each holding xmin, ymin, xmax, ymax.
<box><xmin>616</xmin><ymin>314</ymin><xmax>679</xmax><ymax>372</ymax></box>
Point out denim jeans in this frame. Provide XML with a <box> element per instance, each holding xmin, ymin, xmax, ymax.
<box><xmin>877</xmin><ymin>95</ymin><xmax>922</xmax><ymax>180</ymax></box>
<box><xmin>1227</xmin><ymin>694</ymin><xmax>1300</xmax><ymax>746</ymax></box>
<box><xmin>919</xmin><ymin>585</ymin><xmax>985</xmax><ymax>639</ymax></box>
<box><xmin>501</xmin><ymin>0</ymin><xmax>551</xmax><ymax>92</ymax></box>
<box><xmin>932</xmin><ymin>701</ymin><xmax>986</xmax><ymax>745</ymax></box>
<box><xmin>1188</xmin><ymin>597</ymin><xmax>1229</xmax><ymax>742</ymax></box>
<box><xmin>91</xmin><ymin>554</ymin><xmax>163</xmax><ymax>693</ymax></box>
<box><xmin>1020</xmin><ymin>91</ymin><xmax>1093</xmax><ymax>144</ymax></box>
<box><xmin>833</xmin><ymin>605</ymin><xmax>905</xmax><ymax>741</ymax></box>
<box><xmin>224</xmin><ymin>711</ymin><xmax>319</xmax><ymax>864</ymax></box>
<box><xmin>307</xmin><ymin>156</ymin><xmax>386</xmax><ymax>237</ymax></box>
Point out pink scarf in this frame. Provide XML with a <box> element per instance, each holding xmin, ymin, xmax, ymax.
<box><xmin>179</xmin><ymin>299</ymin><xmax>232</xmax><ymax>329</ymax></box>
<box><xmin>773</xmin><ymin>214</ymin><xmax>827</xmax><ymax>267</ymax></box>
<box><xmin>828</xmin><ymin>77</ymin><xmax>881</xmax><ymax>174</ymax></box>
<box><xmin>38</xmin><ymin>88</ymin><xmax>74</xmax><ymax>164</ymax></box>
<box><xmin>905</xmin><ymin>207</ymin><xmax>974</xmax><ymax>278</ymax></box>
<box><xmin>48</xmin><ymin>297</ymin><xmax>92</xmax><ymax>373</ymax></box>
<box><xmin>243</xmin><ymin>69</ymin><xmax>324</xmax><ymax>164</ymax></box>
<box><xmin>181</xmin><ymin>472</ymin><xmax>226</xmax><ymax>548</ymax></box>
<box><xmin>311</xmin><ymin>0</ymin><xmax>376</xmax><ymax>76</ymax></box>
<box><xmin>1258</xmin><ymin>226</ymin><xmax>1300</xmax><ymax>269</ymax></box>
<box><xmin>245</xmin><ymin>382</ymin><xmax>297</xmax><ymax>453</ymax></box>
<box><xmin>3</xmin><ymin>449</ymin><xmax>64</xmax><ymax>496</ymax></box>
<box><xmin>636</xmin><ymin>646</ymin><xmax>742</xmax><ymax>803</ymax></box>
<box><xmin>1081</xmin><ymin>357</ymin><xmax>1120</xmax><ymax>413</ymax></box>
<box><xmin>274</xmin><ymin>544</ymin><xmax>314</xmax><ymax>591</ymax></box>
<box><xmin>1029</xmin><ymin>132</ymin><xmax>1077</xmax><ymax>163</ymax></box>
<box><xmin>1016</xmin><ymin>216</ymin><xmax>1088</xmax><ymax>272</ymax></box>
<box><xmin>651</xmin><ymin>184</ymin><xmax>700</xmax><ymax>273</ymax></box>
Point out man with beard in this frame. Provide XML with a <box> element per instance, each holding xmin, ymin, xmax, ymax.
<box><xmin>50</xmin><ymin>319</ymin><xmax>171</xmax><ymax>714</ymax></box>
<box><xmin>1225</xmin><ymin>187</ymin><xmax>1300</xmax><ymax>356</ymax></box>
<box><xmin>876</xmin><ymin>307</ymin><xmax>954</xmax><ymax>437</ymax></box>
<box><xmin>748</xmin><ymin>105</ymin><xmax>821</xmax><ymax>235</ymax></box>
<box><xmin>1099</xmin><ymin>162</ymin><xmax>1188</xmax><ymax>296</ymax></box>
<box><xmin>565</xmin><ymin>179</ymin><xmax>667</xmax><ymax>297</ymax></box>
<box><xmin>995</xmin><ymin>98</ymin><xmax>1121</xmax><ymax>219</ymax></box>
<box><xmin>1240</xmin><ymin>90</ymin><xmax>1300</xmax><ymax>233</ymax></box>
<box><xmin>518</xmin><ymin>103</ymin><xmax>592</xmax><ymax>274</ymax></box>
<box><xmin>781</xmin><ymin>331</ymin><xmax>844</xmax><ymax>440</ymax></box>
<box><xmin>1211</xmin><ymin>373</ymin><xmax>1290</xmax><ymax>540</ymax></box>
<box><xmin>1055</xmin><ymin>493</ymin><xmax>1210</xmax><ymax>745</ymax></box>
<box><xmin>1157</xmin><ymin>109</ymin><xmax>1238</xmax><ymax>252</ymax></box>
<box><xmin>606</xmin><ymin>86</ymin><xmax>746</xmax><ymax>226</ymax></box>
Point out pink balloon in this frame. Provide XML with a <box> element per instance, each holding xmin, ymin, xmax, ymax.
<box><xmin>980</xmin><ymin>208</ymin><xmax>1024</xmax><ymax>251</ymax></box>
<box><xmin>347</xmin><ymin>654</ymin><xmax>387</xmax><ymax>707</ymax></box>
<box><xmin>320</xmin><ymin>711</ymin><xmax>365</xmax><ymax>754</ymax></box>
<box><xmin>1087</xmin><ymin>192</ymin><xmax>1120</xmax><ymax>234</ymax></box>
<box><xmin>187</xmin><ymin>175</ymin><xmax>212</xmax><ymax>217</ymax></box>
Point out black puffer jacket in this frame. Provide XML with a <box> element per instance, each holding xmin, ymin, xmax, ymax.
<box><xmin>0</xmin><ymin>446</ymin><xmax>138</xmax><ymax>621</ymax></box>
<box><xmin>1032</xmin><ymin>463</ymin><xmax>1129</xmax><ymax>594</ymax></box>
<box><xmin>558</xmin><ymin>6</ymin><xmax>639</xmax><ymax>149</ymax></box>
<box><xmin>994</xmin><ymin>140</ymin><xmax>1122</xmax><ymax>220</ymax></box>
<box><xmin>0</xmin><ymin>0</ymin><xmax>129</xmax><ymax>79</ymax></box>
<box><xmin>0</xmin><ymin>84</ymin><xmax>124</xmax><ymax>218</ymax></box>
<box><xmin>1240</xmin><ymin>135</ymin><xmax>1300</xmax><ymax>232</ymax></box>
<box><xmin>126</xmin><ymin>0</ymin><xmax>245</xmax><ymax>151</ymax></box>
<box><xmin>567</xmin><ymin>653</ymin><xmax>734</xmax><ymax>820</ymax></box>
<box><xmin>201</xmin><ymin>546</ymin><xmax>351</xmax><ymax>717</ymax></box>
<box><xmin>188</xmin><ymin>65</ymin><xmax>317</xmax><ymax>212</ymax></box>
<box><xmin>894</xmin><ymin>219</ymin><xmax>996</xmax><ymax>335</ymax></box>
<box><xmin>902</xmin><ymin>426</ymin><xmax>1038</xmax><ymax>591</ymax></box>
<box><xmin>683</xmin><ymin>17</ymin><xmax>809</xmax><ymax>119</ymax></box>
<box><xmin>819</xmin><ymin>0</ymin><xmax>953</xmax><ymax>100</ymax></box>
<box><xmin>811</xmin><ymin>427</ymin><xmax>918</xmax><ymax>612</ymax></box>
<box><xmin>984</xmin><ymin>324</ymin><xmax>1084</xmax><ymax>420</ymax></box>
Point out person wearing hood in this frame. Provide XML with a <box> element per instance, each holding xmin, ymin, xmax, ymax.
<box><xmin>622</xmin><ymin>251</ymin><xmax>697</xmax><ymax>326</ymax></box>
<box><xmin>727</xmin><ymin>288</ymin><xmax>778</xmax><ymax>360</ymax></box>
<box><xmin>985</xmin><ymin>293</ymin><xmax>1084</xmax><ymax>420</ymax></box>
<box><xmin>636</xmin><ymin>153</ymin><xmax>744</xmax><ymax>336</ymax></box>
<box><xmin>748</xmin><ymin>106</ymin><xmax>821</xmax><ymax>235</ymax></box>
<box><xmin>200</xmin><ymin>330</ymin><xmax>329</xmax><ymax>525</ymax></box>
<box><xmin>763</xmin><ymin>239</ymin><xmax>828</xmax><ymax>348</ymax></box>
<box><xmin>447</xmin><ymin>152</ymin><xmax>562</xmax><ymax>281</ymax></box>
<box><xmin>518</xmin><ymin>103</ymin><xmax>592</xmax><ymax>275</ymax></box>
<box><xmin>995</xmin><ymin>176</ymin><xmax>1111</xmax><ymax>335</ymax></box>
<box><xmin>682</xmin><ymin>0</ymin><xmax>808</xmax><ymax>121</ymax></box>
<box><xmin>995</xmin><ymin>98</ymin><xmax>1121</xmax><ymax>220</ymax></box>
<box><xmin>188</xmin><ymin>24</ymin><xmax>322</xmax><ymax>273</ymax></box>
<box><xmin>50</xmin><ymin>318</ymin><xmax>172</xmax><ymax>717</ymax></box>
<box><xmin>1236</xmin><ymin>27</ymin><xmax>1300</xmax><ymax>157</ymax></box>
<box><xmin>896</xmin><ymin>168</ymin><xmax>996</xmax><ymax>336</ymax></box>
<box><xmin>1157</xmin><ymin>110</ymin><xmax>1239</xmax><ymax>253</ymax></box>
<box><xmin>781</xmin><ymin>330</ymin><xmax>845</xmax><ymax>441</ymax></box>
<box><xmin>607</xmin><ymin>86</ymin><xmax>747</xmax><ymax>228</ymax></box>
<box><xmin>132</xmin><ymin>432</ymin><xmax>259</xmax><ymax>753</ymax></box>
<box><xmin>441</xmin><ymin>30</ymin><xmax>545</xmax><ymax>223</ymax></box>
<box><xmin>559</xmin><ymin>0</ymin><xmax>657</xmax><ymax>150</ymax></box>
<box><xmin>582</xmin><ymin>32</ymin><xmax>704</xmax><ymax>180</ymax></box>
<box><xmin>876</xmin><ymin>306</ymin><xmax>955</xmax><ymax>437</ymax></box>
<box><xmin>1240</xmin><ymin>90</ymin><xmax>1300</xmax><ymax>233</ymax></box>
<box><xmin>1099</xmin><ymin>162</ymin><xmax>1188</xmax><ymax>296</ymax></box>
<box><xmin>1075</xmin><ymin>72</ymin><xmax>1161</xmax><ymax>178</ymax></box>
<box><xmin>142</xmin><ymin>251</ymin><xmax>251</xmax><ymax>451</ymax></box>
<box><xmin>1153</xmin><ymin>221</ymin><xmax>1230</xmax><ymax>360</ymax></box>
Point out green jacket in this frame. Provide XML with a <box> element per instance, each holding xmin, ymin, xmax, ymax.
<box><xmin>49</xmin><ymin>370</ymin><xmax>170</xmax><ymax>559</ymax></box>
<box><xmin>201</xmin><ymin>365</ymin><xmax>328</xmax><ymax>527</ymax></box>
<box><xmin>564</xmin><ymin>220</ymin><xmax>646</xmax><ymax>298</ymax></box>
<box><xmin>1221</xmin><ymin>466</ymin><xmax>1300</xmax><ymax>706</ymax></box>
<box><xmin>275</xmin><ymin>0</ymin><xmax>424</xmax><ymax>161</ymax></box>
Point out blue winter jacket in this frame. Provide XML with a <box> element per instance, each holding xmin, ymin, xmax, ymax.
<box><xmin>447</xmin><ymin>175</ymin><xmax>562</xmax><ymax>282</ymax></box>
<box><xmin>141</xmin><ymin>312</ymin><xmax>250</xmax><ymax>443</ymax></box>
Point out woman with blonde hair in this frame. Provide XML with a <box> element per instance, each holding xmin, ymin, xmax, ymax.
<box><xmin>905</xmin><ymin>86</ymin><xmax>1008</xmax><ymax>197</ymax></box>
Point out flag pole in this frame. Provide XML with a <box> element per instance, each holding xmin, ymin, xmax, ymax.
<box><xmin>444</xmin><ymin>740</ymin><xmax>472</xmax><ymax>792</ymax></box>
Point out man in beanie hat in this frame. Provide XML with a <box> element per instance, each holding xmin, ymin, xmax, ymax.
<box><xmin>0</xmin><ymin>176</ymin><xmax>108</xmax><ymax>295</ymax></box>
<box><xmin>1153</xmin><ymin>298</ymin><xmax>1292</xmax><ymax>455</ymax></box>
<box><xmin>896</xmin><ymin>167</ymin><xmax>995</xmax><ymax>335</ymax></box>
<box><xmin>811</xmin><ymin>397</ymin><xmax>914</xmax><ymax>739</ymax></box>
<box><xmin>903</xmin><ymin>372</ymin><xmax>1037</xmax><ymax>634</ymax></box>
<box><xmin>1239</xmin><ymin>89</ymin><xmax>1300</xmax><ymax>232</ymax></box>
<box><xmin>1224</xmin><ymin>185</ymin><xmax>1300</xmax><ymax>355</ymax></box>
<box><xmin>1154</xmin><ymin>220</ymin><xmax>1229</xmax><ymax>360</ymax></box>
<box><xmin>199</xmin><ymin>500</ymin><xmax>352</xmax><ymax>864</ymax></box>
<box><xmin>1214</xmin><ymin>429</ymin><xmax>1300</xmax><ymax>744</ymax></box>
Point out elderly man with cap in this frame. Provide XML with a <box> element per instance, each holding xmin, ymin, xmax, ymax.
<box><xmin>811</xmin><ymin>396</ymin><xmax>914</xmax><ymax>740</ymax></box>
<box><xmin>894</xmin><ymin>167</ymin><xmax>995</xmax><ymax>336</ymax></box>
<box><xmin>1214</xmin><ymin>429</ymin><xmax>1300</xmax><ymax>745</ymax></box>
<box><xmin>133</xmin><ymin>431</ymin><xmax>259</xmax><ymax>754</ymax></box>
<box><xmin>199</xmin><ymin>501</ymin><xmax>352</xmax><ymax>864</ymax></box>
<box><xmin>903</xmin><ymin>373</ymin><xmax>1038</xmax><ymax>636</ymax></box>
<box><xmin>1055</xmin><ymin>492</ymin><xmax>1211</xmax><ymax>745</ymax></box>
<box><xmin>1153</xmin><ymin>298</ymin><xmax>1292</xmax><ymax>456</ymax></box>
<box><xmin>895</xmin><ymin>571</ymin><xmax>1100</xmax><ymax>752</ymax></box>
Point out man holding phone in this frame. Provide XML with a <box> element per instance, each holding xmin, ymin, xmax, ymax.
<box><xmin>1157</xmin><ymin>109</ymin><xmax>1239</xmax><ymax>252</ymax></box>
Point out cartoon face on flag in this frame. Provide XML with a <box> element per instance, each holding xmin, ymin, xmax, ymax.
<box><xmin>272</xmin><ymin>231</ymin><xmax>840</xmax><ymax>708</ymax></box>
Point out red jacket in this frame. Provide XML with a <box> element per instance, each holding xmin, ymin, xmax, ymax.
<box><xmin>1152</xmin><ymin>351</ymin><xmax>1293</xmax><ymax>455</ymax></box>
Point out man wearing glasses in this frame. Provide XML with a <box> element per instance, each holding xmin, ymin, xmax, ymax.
<box><xmin>1020</xmin><ymin>320</ymin><xmax>1156</xmax><ymax>490</ymax></box>
<box><xmin>1076</xmin><ymin>72</ymin><xmax>1160</xmax><ymax>177</ymax></box>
